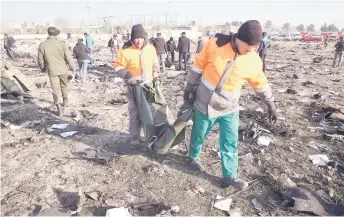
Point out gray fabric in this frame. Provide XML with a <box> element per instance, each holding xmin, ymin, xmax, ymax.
<box><xmin>333</xmin><ymin>51</ymin><xmax>343</xmax><ymax>67</ymax></box>
<box><xmin>131</xmin><ymin>81</ymin><xmax>174</xmax><ymax>144</ymax></box>
<box><xmin>158</xmin><ymin>54</ymin><xmax>166</xmax><ymax>72</ymax></box>
<box><xmin>128</xmin><ymin>90</ymin><xmax>141</xmax><ymax>140</ymax></box>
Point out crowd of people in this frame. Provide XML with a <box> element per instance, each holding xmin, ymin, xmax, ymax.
<box><xmin>2</xmin><ymin>21</ymin><xmax>344</xmax><ymax>190</ymax></box>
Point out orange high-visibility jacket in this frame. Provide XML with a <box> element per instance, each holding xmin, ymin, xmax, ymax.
<box><xmin>186</xmin><ymin>37</ymin><xmax>274</xmax><ymax>117</ymax></box>
<box><xmin>114</xmin><ymin>44</ymin><xmax>159</xmax><ymax>79</ymax></box>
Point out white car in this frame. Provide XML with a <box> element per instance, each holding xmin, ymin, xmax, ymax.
<box><xmin>274</xmin><ymin>34</ymin><xmax>292</xmax><ymax>41</ymax></box>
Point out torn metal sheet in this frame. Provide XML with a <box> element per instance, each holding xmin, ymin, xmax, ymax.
<box><xmin>283</xmin><ymin>187</ymin><xmax>344</xmax><ymax>216</ymax></box>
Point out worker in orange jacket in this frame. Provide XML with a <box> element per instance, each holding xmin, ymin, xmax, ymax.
<box><xmin>114</xmin><ymin>24</ymin><xmax>160</xmax><ymax>145</ymax></box>
<box><xmin>183</xmin><ymin>20</ymin><xmax>277</xmax><ymax>190</ymax></box>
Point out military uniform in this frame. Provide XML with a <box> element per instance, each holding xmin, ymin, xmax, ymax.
<box><xmin>38</xmin><ymin>36</ymin><xmax>75</xmax><ymax>106</ymax></box>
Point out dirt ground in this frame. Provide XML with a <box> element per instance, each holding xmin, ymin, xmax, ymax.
<box><xmin>1</xmin><ymin>37</ymin><xmax>344</xmax><ymax>216</ymax></box>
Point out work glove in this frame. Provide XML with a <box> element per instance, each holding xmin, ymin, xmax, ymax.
<box><xmin>266</xmin><ymin>101</ymin><xmax>278</xmax><ymax>123</ymax></box>
<box><xmin>183</xmin><ymin>90</ymin><xmax>191</xmax><ymax>102</ymax></box>
<box><xmin>127</xmin><ymin>77</ymin><xmax>137</xmax><ymax>85</ymax></box>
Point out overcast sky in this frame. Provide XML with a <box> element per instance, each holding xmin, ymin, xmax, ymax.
<box><xmin>1</xmin><ymin>0</ymin><xmax>344</xmax><ymax>29</ymax></box>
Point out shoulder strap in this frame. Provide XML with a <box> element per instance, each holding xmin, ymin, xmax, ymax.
<box><xmin>214</xmin><ymin>54</ymin><xmax>237</xmax><ymax>94</ymax></box>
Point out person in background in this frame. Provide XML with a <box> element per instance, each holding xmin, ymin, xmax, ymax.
<box><xmin>84</xmin><ymin>32</ymin><xmax>95</xmax><ymax>66</ymax></box>
<box><xmin>324</xmin><ymin>35</ymin><xmax>329</xmax><ymax>49</ymax></box>
<box><xmin>73</xmin><ymin>38</ymin><xmax>91</xmax><ymax>83</ymax></box>
<box><xmin>183</xmin><ymin>20</ymin><xmax>277</xmax><ymax>190</ymax></box>
<box><xmin>149</xmin><ymin>34</ymin><xmax>155</xmax><ymax>44</ymax></box>
<box><xmin>113</xmin><ymin>24</ymin><xmax>160</xmax><ymax>146</ymax></box>
<box><xmin>153</xmin><ymin>32</ymin><xmax>167</xmax><ymax>73</ymax></box>
<box><xmin>333</xmin><ymin>36</ymin><xmax>343</xmax><ymax>68</ymax></box>
<box><xmin>257</xmin><ymin>32</ymin><xmax>271</xmax><ymax>72</ymax></box>
<box><xmin>3</xmin><ymin>34</ymin><xmax>16</xmax><ymax>60</ymax></box>
<box><xmin>166</xmin><ymin>37</ymin><xmax>176</xmax><ymax>63</ymax></box>
<box><xmin>108</xmin><ymin>34</ymin><xmax>119</xmax><ymax>62</ymax></box>
<box><xmin>196</xmin><ymin>36</ymin><xmax>204</xmax><ymax>53</ymax></box>
<box><xmin>38</xmin><ymin>27</ymin><xmax>76</xmax><ymax>117</ymax></box>
<box><xmin>177</xmin><ymin>32</ymin><xmax>190</xmax><ymax>71</ymax></box>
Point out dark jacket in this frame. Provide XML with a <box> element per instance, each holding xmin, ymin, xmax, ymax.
<box><xmin>257</xmin><ymin>36</ymin><xmax>271</xmax><ymax>54</ymax></box>
<box><xmin>335</xmin><ymin>40</ymin><xmax>344</xmax><ymax>52</ymax></box>
<box><xmin>153</xmin><ymin>37</ymin><xmax>167</xmax><ymax>55</ymax></box>
<box><xmin>166</xmin><ymin>40</ymin><xmax>176</xmax><ymax>52</ymax></box>
<box><xmin>73</xmin><ymin>43</ymin><xmax>91</xmax><ymax>61</ymax></box>
<box><xmin>4</xmin><ymin>36</ymin><xmax>15</xmax><ymax>49</ymax></box>
<box><xmin>37</xmin><ymin>36</ymin><xmax>76</xmax><ymax>76</ymax></box>
<box><xmin>177</xmin><ymin>36</ymin><xmax>190</xmax><ymax>53</ymax></box>
<box><xmin>196</xmin><ymin>39</ymin><xmax>204</xmax><ymax>53</ymax></box>
<box><xmin>108</xmin><ymin>38</ymin><xmax>119</xmax><ymax>49</ymax></box>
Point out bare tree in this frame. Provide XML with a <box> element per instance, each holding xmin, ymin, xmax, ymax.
<box><xmin>296</xmin><ymin>24</ymin><xmax>305</xmax><ymax>32</ymax></box>
<box><xmin>265</xmin><ymin>20</ymin><xmax>272</xmax><ymax>30</ymax></box>
<box><xmin>307</xmin><ymin>24</ymin><xmax>315</xmax><ymax>32</ymax></box>
<box><xmin>327</xmin><ymin>23</ymin><xmax>339</xmax><ymax>32</ymax></box>
<box><xmin>282</xmin><ymin>23</ymin><xmax>291</xmax><ymax>33</ymax></box>
<box><xmin>320</xmin><ymin>23</ymin><xmax>328</xmax><ymax>32</ymax></box>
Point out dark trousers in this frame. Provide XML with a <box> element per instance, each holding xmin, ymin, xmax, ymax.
<box><xmin>259</xmin><ymin>51</ymin><xmax>267</xmax><ymax>72</ymax></box>
<box><xmin>6</xmin><ymin>49</ymin><xmax>15</xmax><ymax>60</ymax></box>
<box><xmin>167</xmin><ymin>51</ymin><xmax>175</xmax><ymax>63</ymax></box>
<box><xmin>179</xmin><ymin>52</ymin><xmax>187</xmax><ymax>71</ymax></box>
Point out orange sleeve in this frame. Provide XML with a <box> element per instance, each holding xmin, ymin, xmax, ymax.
<box><xmin>245</xmin><ymin>57</ymin><xmax>268</xmax><ymax>90</ymax></box>
<box><xmin>113</xmin><ymin>50</ymin><xmax>127</xmax><ymax>71</ymax></box>
<box><xmin>193</xmin><ymin>39</ymin><xmax>210</xmax><ymax>70</ymax></box>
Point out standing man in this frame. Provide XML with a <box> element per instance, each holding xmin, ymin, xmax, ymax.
<box><xmin>108</xmin><ymin>34</ymin><xmax>119</xmax><ymax>62</ymax></box>
<box><xmin>113</xmin><ymin>24</ymin><xmax>160</xmax><ymax>145</ymax></box>
<box><xmin>257</xmin><ymin>32</ymin><xmax>271</xmax><ymax>72</ymax></box>
<box><xmin>153</xmin><ymin>32</ymin><xmax>167</xmax><ymax>73</ymax></box>
<box><xmin>166</xmin><ymin>37</ymin><xmax>176</xmax><ymax>63</ymax></box>
<box><xmin>4</xmin><ymin>34</ymin><xmax>16</xmax><ymax>60</ymax></box>
<box><xmin>333</xmin><ymin>36</ymin><xmax>343</xmax><ymax>68</ymax></box>
<box><xmin>84</xmin><ymin>33</ymin><xmax>95</xmax><ymax>66</ymax></box>
<box><xmin>73</xmin><ymin>38</ymin><xmax>91</xmax><ymax>83</ymax></box>
<box><xmin>38</xmin><ymin>27</ymin><xmax>76</xmax><ymax>117</ymax></box>
<box><xmin>177</xmin><ymin>32</ymin><xmax>190</xmax><ymax>71</ymax></box>
<box><xmin>183</xmin><ymin>20</ymin><xmax>277</xmax><ymax>189</ymax></box>
<box><xmin>196</xmin><ymin>36</ymin><xmax>204</xmax><ymax>53</ymax></box>
<box><xmin>324</xmin><ymin>35</ymin><xmax>329</xmax><ymax>49</ymax></box>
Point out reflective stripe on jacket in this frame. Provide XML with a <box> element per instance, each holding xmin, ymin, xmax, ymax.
<box><xmin>186</xmin><ymin>37</ymin><xmax>274</xmax><ymax>117</ymax></box>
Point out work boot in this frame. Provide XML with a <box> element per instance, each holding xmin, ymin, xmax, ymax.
<box><xmin>221</xmin><ymin>177</ymin><xmax>249</xmax><ymax>190</ymax></box>
<box><xmin>56</xmin><ymin>104</ymin><xmax>63</xmax><ymax>117</ymax></box>
<box><xmin>62</xmin><ymin>98</ymin><xmax>68</xmax><ymax>107</ymax></box>
<box><xmin>189</xmin><ymin>158</ymin><xmax>202</xmax><ymax>171</ymax></box>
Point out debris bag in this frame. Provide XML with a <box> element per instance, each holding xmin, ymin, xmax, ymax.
<box><xmin>151</xmin><ymin>101</ymin><xmax>193</xmax><ymax>154</ymax></box>
<box><xmin>131</xmin><ymin>80</ymin><xmax>174</xmax><ymax>145</ymax></box>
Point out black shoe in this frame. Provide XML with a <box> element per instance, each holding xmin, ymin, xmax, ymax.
<box><xmin>56</xmin><ymin>104</ymin><xmax>63</xmax><ymax>117</ymax></box>
<box><xmin>221</xmin><ymin>177</ymin><xmax>248</xmax><ymax>190</ymax></box>
<box><xmin>189</xmin><ymin>158</ymin><xmax>202</xmax><ymax>171</ymax></box>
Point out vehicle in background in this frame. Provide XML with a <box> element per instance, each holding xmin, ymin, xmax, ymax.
<box><xmin>269</xmin><ymin>32</ymin><xmax>279</xmax><ymax>40</ymax></box>
<box><xmin>291</xmin><ymin>32</ymin><xmax>302</xmax><ymax>40</ymax></box>
<box><xmin>301</xmin><ymin>33</ymin><xmax>323</xmax><ymax>42</ymax></box>
<box><xmin>273</xmin><ymin>34</ymin><xmax>292</xmax><ymax>41</ymax></box>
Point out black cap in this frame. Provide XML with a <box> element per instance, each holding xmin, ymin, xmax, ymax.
<box><xmin>131</xmin><ymin>24</ymin><xmax>145</xmax><ymax>40</ymax></box>
<box><xmin>237</xmin><ymin>20</ymin><xmax>262</xmax><ymax>45</ymax></box>
<box><xmin>47</xmin><ymin>27</ymin><xmax>60</xmax><ymax>36</ymax></box>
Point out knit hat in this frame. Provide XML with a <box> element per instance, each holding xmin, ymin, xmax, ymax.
<box><xmin>131</xmin><ymin>24</ymin><xmax>145</xmax><ymax>40</ymax></box>
<box><xmin>47</xmin><ymin>27</ymin><xmax>60</xmax><ymax>36</ymax></box>
<box><xmin>237</xmin><ymin>20</ymin><xmax>262</xmax><ymax>45</ymax></box>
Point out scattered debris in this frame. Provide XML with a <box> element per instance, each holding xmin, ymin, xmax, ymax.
<box><xmin>105</xmin><ymin>207</ymin><xmax>132</xmax><ymax>217</ymax></box>
<box><xmin>170</xmin><ymin>205</ymin><xmax>180</xmax><ymax>214</ymax></box>
<box><xmin>280</xmin><ymin>173</ymin><xmax>297</xmax><ymax>188</ymax></box>
<box><xmin>38</xmin><ymin>208</ymin><xmax>71</xmax><ymax>216</ymax></box>
<box><xmin>329</xmin><ymin>112</ymin><xmax>344</xmax><ymax>121</ymax></box>
<box><xmin>257</xmin><ymin>136</ymin><xmax>271</xmax><ymax>146</ymax></box>
<box><xmin>251</xmin><ymin>198</ymin><xmax>263</xmax><ymax>213</ymax></box>
<box><xmin>190</xmin><ymin>184</ymin><xmax>206</xmax><ymax>195</ymax></box>
<box><xmin>292</xmin><ymin>74</ymin><xmax>299</xmax><ymax>79</ymax></box>
<box><xmin>47</xmin><ymin>123</ymin><xmax>69</xmax><ymax>132</ymax></box>
<box><xmin>313</xmin><ymin>56</ymin><xmax>324</xmax><ymax>63</ymax></box>
<box><xmin>80</xmin><ymin>149</ymin><xmax>117</xmax><ymax>165</ymax></box>
<box><xmin>309</xmin><ymin>154</ymin><xmax>330</xmax><ymax>166</ymax></box>
<box><xmin>84</xmin><ymin>191</ymin><xmax>100</xmax><ymax>201</ymax></box>
<box><xmin>214</xmin><ymin>195</ymin><xmax>232</xmax><ymax>212</ymax></box>
<box><xmin>60</xmin><ymin>131</ymin><xmax>78</xmax><ymax>138</ymax></box>
<box><xmin>283</xmin><ymin>187</ymin><xmax>344</xmax><ymax>216</ymax></box>
<box><xmin>228</xmin><ymin>207</ymin><xmax>241</xmax><ymax>217</ymax></box>
<box><xmin>286</xmin><ymin>88</ymin><xmax>297</xmax><ymax>94</ymax></box>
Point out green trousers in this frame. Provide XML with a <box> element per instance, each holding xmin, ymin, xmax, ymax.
<box><xmin>49</xmin><ymin>74</ymin><xmax>68</xmax><ymax>104</ymax></box>
<box><xmin>190</xmin><ymin>109</ymin><xmax>239</xmax><ymax>178</ymax></box>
